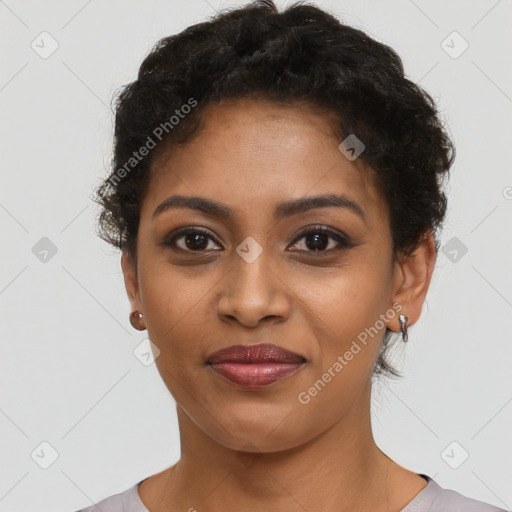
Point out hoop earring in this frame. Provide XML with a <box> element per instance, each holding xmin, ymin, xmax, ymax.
<box><xmin>130</xmin><ymin>311</ymin><xmax>146</xmax><ymax>331</ymax></box>
<box><xmin>399</xmin><ymin>314</ymin><xmax>408</xmax><ymax>343</ymax></box>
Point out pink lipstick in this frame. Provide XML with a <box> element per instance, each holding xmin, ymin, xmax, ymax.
<box><xmin>207</xmin><ymin>343</ymin><xmax>306</xmax><ymax>388</ymax></box>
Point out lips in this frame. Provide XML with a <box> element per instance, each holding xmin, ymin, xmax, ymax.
<box><xmin>207</xmin><ymin>343</ymin><xmax>306</xmax><ymax>364</ymax></box>
<box><xmin>206</xmin><ymin>343</ymin><xmax>306</xmax><ymax>388</ymax></box>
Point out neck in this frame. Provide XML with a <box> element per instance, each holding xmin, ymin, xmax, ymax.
<box><xmin>140</xmin><ymin>380</ymin><xmax>426</xmax><ymax>512</ymax></box>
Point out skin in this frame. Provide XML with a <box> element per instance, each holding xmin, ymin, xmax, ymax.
<box><xmin>121</xmin><ymin>98</ymin><xmax>437</xmax><ymax>512</ymax></box>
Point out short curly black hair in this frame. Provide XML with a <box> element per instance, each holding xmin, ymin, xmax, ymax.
<box><xmin>93</xmin><ymin>0</ymin><xmax>455</xmax><ymax>377</ymax></box>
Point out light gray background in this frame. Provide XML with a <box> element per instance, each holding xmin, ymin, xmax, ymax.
<box><xmin>1</xmin><ymin>0</ymin><xmax>511</xmax><ymax>511</ymax></box>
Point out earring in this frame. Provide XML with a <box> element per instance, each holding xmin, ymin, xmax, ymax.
<box><xmin>129</xmin><ymin>311</ymin><xmax>146</xmax><ymax>331</ymax></box>
<box><xmin>399</xmin><ymin>314</ymin><xmax>408</xmax><ymax>343</ymax></box>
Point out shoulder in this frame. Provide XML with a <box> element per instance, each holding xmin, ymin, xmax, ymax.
<box><xmin>403</xmin><ymin>475</ymin><xmax>508</xmax><ymax>512</ymax></box>
<box><xmin>72</xmin><ymin>480</ymin><xmax>148</xmax><ymax>512</ymax></box>
<box><xmin>429</xmin><ymin>481</ymin><xmax>508</xmax><ymax>512</ymax></box>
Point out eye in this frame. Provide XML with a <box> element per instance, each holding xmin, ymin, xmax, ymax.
<box><xmin>164</xmin><ymin>227</ymin><xmax>221</xmax><ymax>252</ymax></box>
<box><xmin>163</xmin><ymin>225</ymin><xmax>354</xmax><ymax>255</ymax></box>
<box><xmin>288</xmin><ymin>225</ymin><xmax>353</xmax><ymax>253</ymax></box>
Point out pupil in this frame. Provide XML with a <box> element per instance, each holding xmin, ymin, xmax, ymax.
<box><xmin>306</xmin><ymin>233</ymin><xmax>328</xmax><ymax>251</ymax></box>
<box><xmin>186</xmin><ymin>233</ymin><xmax>207</xmax><ymax>250</ymax></box>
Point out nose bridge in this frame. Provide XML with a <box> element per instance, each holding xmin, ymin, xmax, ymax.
<box><xmin>217</xmin><ymin>237</ymin><xmax>289</xmax><ymax>325</ymax></box>
<box><xmin>234</xmin><ymin>241</ymin><xmax>273</xmax><ymax>295</ymax></box>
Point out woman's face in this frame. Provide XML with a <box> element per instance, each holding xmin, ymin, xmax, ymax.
<box><xmin>122</xmin><ymin>98</ymin><xmax>419</xmax><ymax>452</ymax></box>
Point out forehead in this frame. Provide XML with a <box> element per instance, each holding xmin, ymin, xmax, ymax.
<box><xmin>143</xmin><ymin>98</ymin><xmax>387</xmax><ymax>226</ymax></box>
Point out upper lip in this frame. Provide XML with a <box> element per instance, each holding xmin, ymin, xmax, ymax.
<box><xmin>207</xmin><ymin>343</ymin><xmax>306</xmax><ymax>364</ymax></box>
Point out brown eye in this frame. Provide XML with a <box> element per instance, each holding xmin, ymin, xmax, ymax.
<box><xmin>289</xmin><ymin>226</ymin><xmax>353</xmax><ymax>253</ymax></box>
<box><xmin>164</xmin><ymin>228</ymin><xmax>221</xmax><ymax>252</ymax></box>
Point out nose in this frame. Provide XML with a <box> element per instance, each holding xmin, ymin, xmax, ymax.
<box><xmin>217</xmin><ymin>250</ymin><xmax>291</xmax><ymax>328</ymax></box>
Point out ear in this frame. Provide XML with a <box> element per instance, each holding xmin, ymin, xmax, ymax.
<box><xmin>388</xmin><ymin>230</ymin><xmax>437</xmax><ymax>333</ymax></box>
<box><xmin>121</xmin><ymin>249</ymin><xmax>143</xmax><ymax>314</ymax></box>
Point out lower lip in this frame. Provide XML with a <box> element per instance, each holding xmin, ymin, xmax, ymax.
<box><xmin>208</xmin><ymin>362</ymin><xmax>304</xmax><ymax>388</ymax></box>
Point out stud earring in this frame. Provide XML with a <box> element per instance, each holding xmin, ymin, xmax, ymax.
<box><xmin>129</xmin><ymin>311</ymin><xmax>146</xmax><ymax>331</ymax></box>
<box><xmin>399</xmin><ymin>314</ymin><xmax>408</xmax><ymax>343</ymax></box>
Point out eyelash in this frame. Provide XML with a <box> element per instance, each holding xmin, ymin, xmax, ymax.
<box><xmin>163</xmin><ymin>225</ymin><xmax>354</xmax><ymax>254</ymax></box>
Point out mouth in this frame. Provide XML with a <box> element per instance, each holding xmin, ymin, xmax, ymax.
<box><xmin>206</xmin><ymin>343</ymin><xmax>306</xmax><ymax>389</ymax></box>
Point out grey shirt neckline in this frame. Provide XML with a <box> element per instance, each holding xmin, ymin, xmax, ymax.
<box><xmin>81</xmin><ymin>472</ymin><xmax>504</xmax><ymax>512</ymax></box>
<box><xmin>125</xmin><ymin>474</ymin><xmax>433</xmax><ymax>511</ymax></box>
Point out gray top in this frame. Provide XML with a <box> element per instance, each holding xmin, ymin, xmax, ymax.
<box><xmin>73</xmin><ymin>474</ymin><xmax>508</xmax><ymax>512</ymax></box>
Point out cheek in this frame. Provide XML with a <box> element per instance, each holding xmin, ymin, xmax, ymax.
<box><xmin>289</xmin><ymin>270</ymin><xmax>391</xmax><ymax>441</ymax></box>
<box><xmin>141</xmin><ymin>274</ymin><xmax>210</xmax><ymax>357</ymax></box>
<box><xmin>294</xmin><ymin>254</ymin><xmax>392</xmax><ymax>389</ymax></box>
<box><xmin>139</xmin><ymin>272</ymin><xmax>211</xmax><ymax>408</ymax></box>
<box><xmin>292</xmin><ymin>253</ymin><xmax>392</xmax><ymax>336</ymax></box>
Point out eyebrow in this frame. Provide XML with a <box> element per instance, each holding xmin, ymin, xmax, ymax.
<box><xmin>152</xmin><ymin>193</ymin><xmax>366</xmax><ymax>223</ymax></box>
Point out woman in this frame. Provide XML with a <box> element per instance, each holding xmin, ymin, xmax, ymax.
<box><xmin>75</xmin><ymin>1</ymin><xmax>506</xmax><ymax>510</ymax></box>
